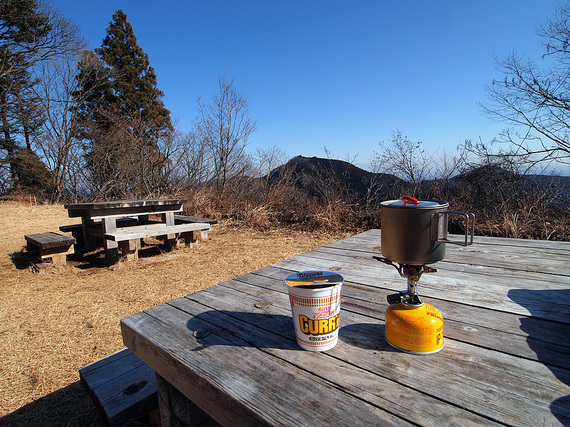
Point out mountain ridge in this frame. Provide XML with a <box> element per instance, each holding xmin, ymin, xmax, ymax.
<box><xmin>265</xmin><ymin>155</ymin><xmax>570</xmax><ymax>203</ymax></box>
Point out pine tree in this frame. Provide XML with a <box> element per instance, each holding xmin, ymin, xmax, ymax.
<box><xmin>96</xmin><ymin>9</ymin><xmax>172</xmax><ymax>140</ymax></box>
<box><xmin>75</xmin><ymin>9</ymin><xmax>173</xmax><ymax>198</ymax></box>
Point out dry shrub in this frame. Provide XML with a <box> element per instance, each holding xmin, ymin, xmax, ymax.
<box><xmin>179</xmin><ymin>178</ymin><xmax>372</xmax><ymax>234</ymax></box>
<box><xmin>447</xmin><ymin>170</ymin><xmax>570</xmax><ymax>241</ymax></box>
<box><xmin>240</xmin><ymin>205</ymin><xmax>275</xmax><ymax>231</ymax></box>
<box><xmin>473</xmin><ymin>204</ymin><xmax>570</xmax><ymax>240</ymax></box>
<box><xmin>304</xmin><ymin>199</ymin><xmax>358</xmax><ymax>231</ymax></box>
<box><xmin>181</xmin><ymin>186</ymin><xmax>218</xmax><ymax>219</ymax></box>
<box><xmin>178</xmin><ymin>164</ymin><xmax>569</xmax><ymax>240</ymax></box>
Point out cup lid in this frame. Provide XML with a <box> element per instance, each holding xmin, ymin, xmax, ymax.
<box><xmin>285</xmin><ymin>270</ymin><xmax>344</xmax><ymax>287</ymax></box>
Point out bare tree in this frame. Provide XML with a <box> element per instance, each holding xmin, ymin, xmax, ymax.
<box><xmin>194</xmin><ymin>75</ymin><xmax>257</xmax><ymax>197</ymax></box>
<box><xmin>31</xmin><ymin>24</ymin><xmax>86</xmax><ymax>201</ymax></box>
<box><xmin>254</xmin><ymin>144</ymin><xmax>287</xmax><ymax>179</ymax></box>
<box><xmin>168</xmin><ymin>130</ymin><xmax>210</xmax><ymax>190</ymax></box>
<box><xmin>374</xmin><ymin>130</ymin><xmax>434</xmax><ymax>195</ymax></box>
<box><xmin>482</xmin><ymin>3</ymin><xmax>570</xmax><ymax>165</ymax></box>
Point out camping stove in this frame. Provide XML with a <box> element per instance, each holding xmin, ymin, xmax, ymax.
<box><xmin>377</xmin><ymin>196</ymin><xmax>475</xmax><ymax>354</ymax></box>
<box><xmin>374</xmin><ymin>257</ymin><xmax>444</xmax><ymax>354</ymax></box>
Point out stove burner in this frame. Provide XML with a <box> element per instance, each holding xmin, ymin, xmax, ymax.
<box><xmin>373</xmin><ymin>256</ymin><xmax>444</xmax><ymax>354</ymax></box>
<box><xmin>373</xmin><ymin>256</ymin><xmax>437</xmax><ymax>306</ymax></box>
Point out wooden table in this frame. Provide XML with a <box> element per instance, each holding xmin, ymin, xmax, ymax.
<box><xmin>121</xmin><ymin>230</ymin><xmax>570</xmax><ymax>426</ymax></box>
<box><xmin>64</xmin><ymin>199</ymin><xmax>186</xmax><ymax>260</ymax></box>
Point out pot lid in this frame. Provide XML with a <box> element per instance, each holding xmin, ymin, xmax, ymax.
<box><xmin>381</xmin><ymin>196</ymin><xmax>448</xmax><ymax>208</ymax></box>
<box><xmin>285</xmin><ymin>270</ymin><xmax>344</xmax><ymax>287</ymax></box>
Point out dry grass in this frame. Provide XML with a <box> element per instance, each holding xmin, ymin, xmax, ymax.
<box><xmin>0</xmin><ymin>201</ymin><xmax>350</xmax><ymax>426</ymax></box>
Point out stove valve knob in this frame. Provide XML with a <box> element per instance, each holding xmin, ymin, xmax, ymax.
<box><xmin>387</xmin><ymin>292</ymin><xmax>403</xmax><ymax>304</ymax></box>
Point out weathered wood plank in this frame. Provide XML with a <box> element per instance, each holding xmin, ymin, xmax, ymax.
<box><xmin>225</xmin><ymin>268</ymin><xmax>570</xmax><ymax>369</ymax></box>
<box><xmin>80</xmin><ymin>347</ymin><xmax>139</xmax><ymax>378</ymax></box>
<box><xmin>65</xmin><ymin>199</ymin><xmax>187</xmax><ymax>219</ymax></box>
<box><xmin>330</xmin><ymin>229</ymin><xmax>570</xmax><ymax>253</ymax></box>
<box><xmin>122</xmin><ymin>307</ymin><xmax>411</xmax><ymax>427</ymax></box>
<box><xmin>273</xmin><ymin>247</ymin><xmax>570</xmax><ymax>322</ymax></box>
<box><xmin>102</xmin><ymin>217</ymin><xmax>119</xmax><ymax>260</ymax></box>
<box><xmin>121</xmin><ymin>230</ymin><xmax>570</xmax><ymax>427</ymax></box>
<box><xmin>25</xmin><ymin>232</ymin><xmax>75</xmax><ymax>264</ymax></box>
<box><xmin>24</xmin><ymin>232</ymin><xmax>75</xmax><ymax>249</ymax></box>
<box><xmin>59</xmin><ymin>217</ymin><xmax>147</xmax><ymax>234</ymax></box>
<box><xmin>95</xmin><ymin>363</ymin><xmax>157</xmax><ymax>426</ymax></box>
<box><xmin>105</xmin><ymin>223</ymin><xmax>211</xmax><ymax>242</ymax></box>
<box><xmin>165</xmin><ymin>297</ymin><xmax>499</xmax><ymax>426</ymax></box>
<box><xmin>325</xmin><ymin>230</ymin><xmax>570</xmax><ymax>275</ymax></box>
<box><xmin>176</xmin><ymin>280</ymin><xmax>570</xmax><ymax>425</ymax></box>
<box><xmin>174</xmin><ymin>214</ymin><xmax>218</xmax><ymax>225</ymax></box>
<box><xmin>79</xmin><ymin>348</ymin><xmax>158</xmax><ymax>427</ymax></box>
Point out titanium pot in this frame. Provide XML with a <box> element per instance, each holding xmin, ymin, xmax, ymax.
<box><xmin>380</xmin><ymin>196</ymin><xmax>475</xmax><ymax>265</ymax></box>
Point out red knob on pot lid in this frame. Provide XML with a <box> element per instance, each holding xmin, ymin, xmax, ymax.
<box><xmin>401</xmin><ymin>196</ymin><xmax>419</xmax><ymax>204</ymax></box>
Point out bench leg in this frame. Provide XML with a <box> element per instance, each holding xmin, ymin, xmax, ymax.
<box><xmin>50</xmin><ymin>254</ymin><xmax>68</xmax><ymax>265</ymax></box>
<box><xmin>177</xmin><ymin>230</ymin><xmax>209</xmax><ymax>249</ymax></box>
<box><xmin>68</xmin><ymin>229</ymin><xmax>85</xmax><ymax>252</ymax></box>
<box><xmin>119</xmin><ymin>239</ymin><xmax>140</xmax><ymax>261</ymax></box>
<box><xmin>179</xmin><ymin>232</ymin><xmax>193</xmax><ymax>248</ymax></box>
<box><xmin>36</xmin><ymin>245</ymin><xmax>74</xmax><ymax>265</ymax></box>
<box><xmin>103</xmin><ymin>218</ymin><xmax>119</xmax><ymax>262</ymax></box>
<box><xmin>83</xmin><ymin>217</ymin><xmax>99</xmax><ymax>252</ymax></box>
<box><xmin>155</xmin><ymin>373</ymin><xmax>213</xmax><ymax>427</ymax></box>
<box><xmin>163</xmin><ymin>213</ymin><xmax>177</xmax><ymax>250</ymax></box>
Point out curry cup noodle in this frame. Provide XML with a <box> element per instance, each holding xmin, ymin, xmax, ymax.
<box><xmin>285</xmin><ymin>271</ymin><xmax>344</xmax><ymax>352</ymax></box>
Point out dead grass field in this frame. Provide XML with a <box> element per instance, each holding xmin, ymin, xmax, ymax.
<box><xmin>0</xmin><ymin>201</ymin><xmax>350</xmax><ymax>425</ymax></box>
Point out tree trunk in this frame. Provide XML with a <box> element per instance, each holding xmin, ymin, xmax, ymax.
<box><xmin>0</xmin><ymin>91</ymin><xmax>17</xmax><ymax>182</ymax></box>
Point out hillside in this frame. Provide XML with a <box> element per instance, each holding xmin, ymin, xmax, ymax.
<box><xmin>266</xmin><ymin>155</ymin><xmax>570</xmax><ymax>206</ymax></box>
<box><xmin>266</xmin><ymin>155</ymin><xmax>404</xmax><ymax>202</ymax></box>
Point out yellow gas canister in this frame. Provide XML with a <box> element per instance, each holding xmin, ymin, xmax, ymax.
<box><xmin>385</xmin><ymin>302</ymin><xmax>444</xmax><ymax>354</ymax></box>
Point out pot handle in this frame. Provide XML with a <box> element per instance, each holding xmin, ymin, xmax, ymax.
<box><xmin>401</xmin><ymin>196</ymin><xmax>419</xmax><ymax>205</ymax></box>
<box><xmin>436</xmin><ymin>211</ymin><xmax>475</xmax><ymax>246</ymax></box>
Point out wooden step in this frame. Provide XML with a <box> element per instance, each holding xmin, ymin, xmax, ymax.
<box><xmin>24</xmin><ymin>232</ymin><xmax>75</xmax><ymax>265</ymax></box>
<box><xmin>79</xmin><ymin>349</ymin><xmax>158</xmax><ymax>426</ymax></box>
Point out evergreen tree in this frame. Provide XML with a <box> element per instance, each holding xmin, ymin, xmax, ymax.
<box><xmin>73</xmin><ymin>50</ymin><xmax>114</xmax><ymax>141</ymax></box>
<box><xmin>74</xmin><ymin>9</ymin><xmax>173</xmax><ymax>198</ymax></box>
<box><xmin>96</xmin><ymin>9</ymin><xmax>172</xmax><ymax>140</ymax></box>
<box><xmin>0</xmin><ymin>0</ymin><xmax>51</xmax><ymax>189</ymax></box>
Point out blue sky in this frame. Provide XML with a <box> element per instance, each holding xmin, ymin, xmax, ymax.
<box><xmin>52</xmin><ymin>1</ymin><xmax>565</xmax><ymax>172</ymax></box>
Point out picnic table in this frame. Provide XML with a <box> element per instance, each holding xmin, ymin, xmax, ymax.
<box><xmin>63</xmin><ymin>199</ymin><xmax>210</xmax><ymax>261</ymax></box>
<box><xmin>121</xmin><ymin>229</ymin><xmax>570</xmax><ymax>426</ymax></box>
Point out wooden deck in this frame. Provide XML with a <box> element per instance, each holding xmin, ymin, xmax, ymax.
<box><xmin>121</xmin><ymin>230</ymin><xmax>570</xmax><ymax>426</ymax></box>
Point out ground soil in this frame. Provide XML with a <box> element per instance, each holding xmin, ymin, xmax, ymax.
<box><xmin>0</xmin><ymin>201</ymin><xmax>350</xmax><ymax>426</ymax></box>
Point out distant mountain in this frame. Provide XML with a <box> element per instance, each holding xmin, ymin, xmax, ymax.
<box><xmin>444</xmin><ymin>164</ymin><xmax>570</xmax><ymax>205</ymax></box>
<box><xmin>264</xmin><ymin>155</ymin><xmax>570</xmax><ymax>206</ymax></box>
<box><xmin>266</xmin><ymin>155</ymin><xmax>404</xmax><ymax>202</ymax></box>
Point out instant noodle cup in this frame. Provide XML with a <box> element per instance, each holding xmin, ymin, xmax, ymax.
<box><xmin>285</xmin><ymin>271</ymin><xmax>343</xmax><ymax>352</ymax></box>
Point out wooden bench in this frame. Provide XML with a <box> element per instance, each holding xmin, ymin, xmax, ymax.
<box><xmin>105</xmin><ymin>222</ymin><xmax>211</xmax><ymax>242</ymax></box>
<box><xmin>60</xmin><ymin>218</ymin><xmax>154</xmax><ymax>252</ymax></box>
<box><xmin>105</xmin><ymin>223</ymin><xmax>212</xmax><ymax>260</ymax></box>
<box><xmin>24</xmin><ymin>232</ymin><xmax>76</xmax><ymax>265</ymax></box>
<box><xmin>174</xmin><ymin>214</ymin><xmax>218</xmax><ymax>225</ymax></box>
<box><xmin>79</xmin><ymin>348</ymin><xmax>158</xmax><ymax>427</ymax></box>
<box><xmin>60</xmin><ymin>217</ymin><xmax>143</xmax><ymax>234</ymax></box>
